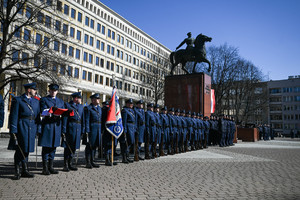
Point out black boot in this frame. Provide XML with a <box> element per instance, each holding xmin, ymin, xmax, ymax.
<box><xmin>122</xmin><ymin>153</ymin><xmax>129</xmax><ymax>164</ymax></box>
<box><xmin>48</xmin><ymin>160</ymin><xmax>59</xmax><ymax>174</ymax></box>
<box><xmin>126</xmin><ymin>153</ymin><xmax>133</xmax><ymax>163</ymax></box>
<box><xmin>13</xmin><ymin>163</ymin><xmax>21</xmax><ymax>180</ymax></box>
<box><xmin>42</xmin><ymin>160</ymin><xmax>50</xmax><ymax>175</ymax></box>
<box><xmin>21</xmin><ymin>162</ymin><xmax>34</xmax><ymax>178</ymax></box>
<box><xmin>91</xmin><ymin>154</ymin><xmax>99</xmax><ymax>168</ymax></box>
<box><xmin>68</xmin><ymin>158</ymin><xmax>78</xmax><ymax>171</ymax></box>
<box><xmin>105</xmin><ymin>154</ymin><xmax>112</xmax><ymax>166</ymax></box>
<box><xmin>85</xmin><ymin>156</ymin><xmax>92</xmax><ymax>169</ymax></box>
<box><xmin>63</xmin><ymin>158</ymin><xmax>69</xmax><ymax>172</ymax></box>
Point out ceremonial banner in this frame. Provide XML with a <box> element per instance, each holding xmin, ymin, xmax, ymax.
<box><xmin>106</xmin><ymin>88</ymin><xmax>123</xmax><ymax>139</ymax></box>
<box><xmin>211</xmin><ymin>89</ymin><xmax>215</xmax><ymax>113</ymax></box>
<box><xmin>41</xmin><ymin>107</ymin><xmax>74</xmax><ymax>116</ymax></box>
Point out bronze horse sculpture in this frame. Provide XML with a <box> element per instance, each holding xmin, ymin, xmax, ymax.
<box><xmin>169</xmin><ymin>34</ymin><xmax>212</xmax><ymax>75</ymax></box>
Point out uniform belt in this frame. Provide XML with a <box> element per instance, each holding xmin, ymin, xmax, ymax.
<box><xmin>165</xmin><ymin>126</ymin><xmax>170</xmax><ymax>128</ymax></box>
<box><xmin>20</xmin><ymin>116</ymin><xmax>35</xmax><ymax>120</ymax></box>
<box><xmin>70</xmin><ymin>119</ymin><xmax>81</xmax><ymax>124</ymax></box>
<box><xmin>127</xmin><ymin>122</ymin><xmax>134</xmax><ymax>124</ymax></box>
<box><xmin>92</xmin><ymin>121</ymin><xmax>101</xmax><ymax>124</ymax></box>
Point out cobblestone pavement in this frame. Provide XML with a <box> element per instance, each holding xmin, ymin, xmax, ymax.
<box><xmin>0</xmin><ymin>138</ymin><xmax>300</xmax><ymax>200</ymax></box>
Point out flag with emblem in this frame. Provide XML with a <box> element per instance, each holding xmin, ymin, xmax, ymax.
<box><xmin>211</xmin><ymin>89</ymin><xmax>215</xmax><ymax>113</ymax></box>
<box><xmin>106</xmin><ymin>87</ymin><xmax>123</xmax><ymax>138</ymax></box>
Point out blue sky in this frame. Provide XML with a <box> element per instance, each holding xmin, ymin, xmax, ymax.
<box><xmin>100</xmin><ymin>0</ymin><xmax>300</xmax><ymax>81</ymax></box>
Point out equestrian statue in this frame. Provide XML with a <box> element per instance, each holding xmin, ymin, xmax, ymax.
<box><xmin>170</xmin><ymin>32</ymin><xmax>212</xmax><ymax>75</ymax></box>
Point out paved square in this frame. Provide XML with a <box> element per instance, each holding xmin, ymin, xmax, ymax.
<box><xmin>0</xmin><ymin>138</ymin><xmax>300</xmax><ymax>200</ymax></box>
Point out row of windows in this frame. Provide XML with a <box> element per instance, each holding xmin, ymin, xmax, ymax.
<box><xmin>284</xmin><ymin>114</ymin><xmax>300</xmax><ymax>121</ymax></box>
<box><xmin>60</xmin><ymin>0</ymin><xmax>169</xmax><ymax>58</ymax></box>
<box><xmin>270</xmin><ymin>87</ymin><xmax>300</xmax><ymax>94</ymax></box>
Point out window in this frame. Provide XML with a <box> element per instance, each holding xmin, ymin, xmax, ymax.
<box><xmin>64</xmin><ymin>4</ymin><xmax>69</xmax><ymax>15</ymax></box>
<box><xmin>101</xmin><ymin>42</ymin><xmax>105</xmax><ymax>51</ymax></box>
<box><xmin>108</xmin><ymin>29</ymin><xmax>111</xmax><ymax>38</ymax></box>
<box><xmin>75</xmin><ymin>49</ymin><xmax>80</xmax><ymax>59</ymax></box>
<box><xmin>74</xmin><ymin>68</ymin><xmax>79</xmax><ymax>78</ymax></box>
<box><xmin>46</xmin><ymin>0</ymin><xmax>52</xmax><ymax>6</ymax></box>
<box><xmin>88</xmin><ymin>54</ymin><xmax>93</xmax><ymax>64</ymax></box>
<box><xmin>82</xmin><ymin>70</ymin><xmax>87</xmax><ymax>80</ymax></box>
<box><xmin>71</xmin><ymin>8</ymin><xmax>76</xmax><ymax>19</ymax></box>
<box><xmin>24</xmin><ymin>29</ymin><xmax>31</xmax><ymax>41</ymax></box>
<box><xmin>26</xmin><ymin>6</ymin><xmax>32</xmax><ymax>18</ymax></box>
<box><xmin>90</xmin><ymin>19</ymin><xmax>94</xmax><ymax>29</ymax></box>
<box><xmin>107</xmin><ymin>44</ymin><xmax>110</xmax><ymax>54</ymax></box>
<box><xmin>85</xmin><ymin>16</ymin><xmax>89</xmax><ymax>26</ymax></box>
<box><xmin>99</xmin><ymin>76</ymin><xmax>103</xmax><ymax>84</ymax></box>
<box><xmin>69</xmin><ymin>46</ymin><xmax>74</xmax><ymax>57</ymax></box>
<box><xmin>105</xmin><ymin>77</ymin><xmax>109</xmax><ymax>86</ymax></box>
<box><xmin>62</xmin><ymin>24</ymin><xmax>68</xmax><ymax>35</ymax></box>
<box><xmin>70</xmin><ymin>27</ymin><xmax>75</xmax><ymax>37</ymax></box>
<box><xmin>55</xmin><ymin>20</ymin><xmax>61</xmax><ymax>31</ymax></box>
<box><xmin>61</xmin><ymin>43</ymin><xmax>67</xmax><ymax>54</ymax></box>
<box><xmin>100</xmin><ymin>58</ymin><xmax>104</xmax><ymax>68</ymax></box>
<box><xmin>57</xmin><ymin>0</ymin><xmax>62</xmax><ymax>11</ymax></box>
<box><xmin>78</xmin><ymin>12</ymin><xmax>82</xmax><ymax>22</ymax></box>
<box><xmin>83</xmin><ymin>52</ymin><xmax>88</xmax><ymax>61</ymax></box>
<box><xmin>112</xmin><ymin>31</ymin><xmax>115</xmax><ymax>40</ymax></box>
<box><xmin>14</xmin><ymin>26</ymin><xmax>21</xmax><ymax>38</ymax></box>
<box><xmin>97</xmin><ymin>23</ymin><xmax>101</xmax><ymax>32</ymax></box>
<box><xmin>111</xmin><ymin>47</ymin><xmax>114</xmax><ymax>55</ymax></box>
<box><xmin>102</xmin><ymin>25</ymin><xmax>105</xmax><ymax>34</ymax></box>
<box><xmin>88</xmin><ymin>72</ymin><xmax>92</xmax><ymax>81</ymax></box>
<box><xmin>34</xmin><ymin>56</ymin><xmax>40</xmax><ymax>67</ymax></box>
<box><xmin>77</xmin><ymin>30</ymin><xmax>81</xmax><ymax>41</ymax></box>
<box><xmin>95</xmin><ymin>74</ymin><xmax>99</xmax><ymax>83</ymax></box>
<box><xmin>12</xmin><ymin>49</ymin><xmax>19</xmax><ymax>61</ymax></box>
<box><xmin>37</xmin><ymin>12</ymin><xmax>44</xmax><ymax>24</ymax></box>
<box><xmin>84</xmin><ymin>34</ymin><xmax>88</xmax><ymax>44</ymax></box>
<box><xmin>54</xmin><ymin>40</ymin><xmax>60</xmax><ymax>51</ymax></box>
<box><xmin>45</xmin><ymin>16</ymin><xmax>51</xmax><ymax>28</ymax></box>
<box><xmin>52</xmin><ymin>64</ymin><xmax>58</xmax><ymax>72</ymax></box>
<box><xmin>96</xmin><ymin>40</ymin><xmax>100</xmax><ymax>49</ymax></box>
<box><xmin>36</xmin><ymin>33</ymin><xmax>42</xmax><ymax>44</ymax></box>
<box><xmin>110</xmin><ymin>62</ymin><xmax>114</xmax><ymax>71</ymax></box>
<box><xmin>22</xmin><ymin>52</ymin><xmax>29</xmax><ymax>65</ymax></box>
<box><xmin>67</xmin><ymin>66</ymin><xmax>73</xmax><ymax>77</ymax></box>
<box><xmin>106</xmin><ymin>61</ymin><xmax>110</xmax><ymax>70</ymax></box>
<box><xmin>96</xmin><ymin>56</ymin><xmax>100</xmax><ymax>66</ymax></box>
<box><xmin>89</xmin><ymin>36</ymin><xmax>94</xmax><ymax>46</ymax></box>
<box><xmin>60</xmin><ymin>65</ymin><xmax>65</xmax><ymax>75</ymax></box>
<box><xmin>117</xmin><ymin>34</ymin><xmax>120</xmax><ymax>43</ymax></box>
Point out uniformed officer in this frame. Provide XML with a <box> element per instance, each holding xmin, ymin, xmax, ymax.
<box><xmin>190</xmin><ymin>112</ymin><xmax>197</xmax><ymax>150</ymax></box>
<box><xmin>174</xmin><ymin>109</ymin><xmax>182</xmax><ymax>154</ymax></box>
<box><xmin>84</xmin><ymin>93</ymin><xmax>102</xmax><ymax>168</ymax></box>
<box><xmin>145</xmin><ymin>103</ymin><xmax>156</xmax><ymax>159</ymax></box>
<box><xmin>62</xmin><ymin>92</ymin><xmax>85</xmax><ymax>171</ymax></box>
<box><xmin>186</xmin><ymin>111</ymin><xmax>193</xmax><ymax>151</ymax></box>
<box><xmin>180</xmin><ymin>110</ymin><xmax>188</xmax><ymax>153</ymax></box>
<box><xmin>219</xmin><ymin>115</ymin><xmax>226</xmax><ymax>147</ymax></box>
<box><xmin>154</xmin><ymin>104</ymin><xmax>161</xmax><ymax>157</ymax></box>
<box><xmin>120</xmin><ymin>98</ymin><xmax>136</xmax><ymax>163</ymax></box>
<box><xmin>0</xmin><ymin>94</ymin><xmax>4</xmax><ymax>129</ymax></box>
<box><xmin>168</xmin><ymin>108</ymin><xmax>176</xmax><ymax>155</ymax></box>
<box><xmin>160</xmin><ymin>106</ymin><xmax>170</xmax><ymax>156</ymax></box>
<box><xmin>8</xmin><ymin>83</ymin><xmax>40</xmax><ymax>180</ymax></box>
<box><xmin>134</xmin><ymin>100</ymin><xmax>145</xmax><ymax>161</ymax></box>
<box><xmin>39</xmin><ymin>83</ymin><xmax>65</xmax><ymax>175</ymax></box>
<box><xmin>203</xmin><ymin>116</ymin><xmax>210</xmax><ymax>148</ymax></box>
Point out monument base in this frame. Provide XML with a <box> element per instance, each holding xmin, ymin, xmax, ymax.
<box><xmin>164</xmin><ymin>73</ymin><xmax>211</xmax><ymax>116</ymax></box>
<box><xmin>237</xmin><ymin>128</ymin><xmax>259</xmax><ymax>142</ymax></box>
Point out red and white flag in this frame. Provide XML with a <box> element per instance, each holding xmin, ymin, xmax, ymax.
<box><xmin>211</xmin><ymin>89</ymin><xmax>215</xmax><ymax>113</ymax></box>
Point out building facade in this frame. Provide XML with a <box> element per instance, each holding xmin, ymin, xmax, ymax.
<box><xmin>1</xmin><ymin>0</ymin><xmax>184</xmax><ymax>132</ymax></box>
<box><xmin>268</xmin><ymin>75</ymin><xmax>300</xmax><ymax>136</ymax></box>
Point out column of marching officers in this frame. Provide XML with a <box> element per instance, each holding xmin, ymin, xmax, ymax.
<box><xmin>8</xmin><ymin>82</ymin><xmax>236</xmax><ymax>180</ymax></box>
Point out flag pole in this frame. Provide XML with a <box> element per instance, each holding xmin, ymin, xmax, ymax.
<box><xmin>111</xmin><ymin>135</ymin><xmax>114</xmax><ymax>166</ymax></box>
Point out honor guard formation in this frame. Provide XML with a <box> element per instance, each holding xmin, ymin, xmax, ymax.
<box><xmin>7</xmin><ymin>83</ymin><xmax>236</xmax><ymax>180</ymax></box>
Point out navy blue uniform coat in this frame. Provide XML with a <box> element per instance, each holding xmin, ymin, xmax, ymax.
<box><xmin>8</xmin><ymin>94</ymin><xmax>41</xmax><ymax>153</ymax></box>
<box><xmin>85</xmin><ymin>104</ymin><xmax>102</xmax><ymax>147</ymax></box>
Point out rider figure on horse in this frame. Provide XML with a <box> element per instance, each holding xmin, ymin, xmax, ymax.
<box><xmin>176</xmin><ymin>32</ymin><xmax>195</xmax><ymax>59</ymax></box>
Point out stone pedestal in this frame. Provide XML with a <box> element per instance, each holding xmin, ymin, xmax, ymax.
<box><xmin>237</xmin><ymin>128</ymin><xmax>259</xmax><ymax>142</ymax></box>
<box><xmin>164</xmin><ymin>73</ymin><xmax>211</xmax><ymax>117</ymax></box>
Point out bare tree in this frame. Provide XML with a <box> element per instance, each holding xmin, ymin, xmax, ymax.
<box><xmin>1</xmin><ymin>0</ymin><xmax>72</xmax><ymax>92</ymax></box>
<box><xmin>207</xmin><ymin>44</ymin><xmax>267</xmax><ymax>125</ymax></box>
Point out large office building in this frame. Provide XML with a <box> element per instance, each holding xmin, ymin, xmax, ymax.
<box><xmin>268</xmin><ymin>75</ymin><xmax>300</xmax><ymax>136</ymax></box>
<box><xmin>0</xmin><ymin>0</ymin><xmax>180</xmax><ymax>131</ymax></box>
